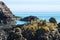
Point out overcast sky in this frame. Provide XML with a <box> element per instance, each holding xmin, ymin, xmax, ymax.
<box><xmin>1</xmin><ymin>0</ymin><xmax>60</xmax><ymax>12</ymax></box>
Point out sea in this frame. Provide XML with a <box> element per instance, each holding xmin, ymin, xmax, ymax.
<box><xmin>13</xmin><ymin>12</ymin><xmax>60</xmax><ymax>24</ymax></box>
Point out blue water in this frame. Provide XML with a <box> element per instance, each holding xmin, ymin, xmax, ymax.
<box><xmin>16</xmin><ymin>20</ymin><xmax>26</xmax><ymax>24</ymax></box>
<box><xmin>13</xmin><ymin>12</ymin><xmax>60</xmax><ymax>24</ymax></box>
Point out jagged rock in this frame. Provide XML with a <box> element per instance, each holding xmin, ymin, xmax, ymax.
<box><xmin>7</xmin><ymin>27</ymin><xmax>27</xmax><ymax>40</ymax></box>
<box><xmin>0</xmin><ymin>1</ymin><xmax>16</xmax><ymax>24</ymax></box>
<box><xmin>58</xmin><ymin>23</ymin><xmax>60</xmax><ymax>33</ymax></box>
<box><xmin>49</xmin><ymin>17</ymin><xmax>57</xmax><ymax>23</ymax></box>
<box><xmin>58</xmin><ymin>23</ymin><xmax>60</xmax><ymax>28</ymax></box>
<box><xmin>0</xmin><ymin>1</ymin><xmax>22</xmax><ymax>25</ymax></box>
<box><xmin>35</xmin><ymin>29</ymin><xmax>50</xmax><ymax>40</ymax></box>
<box><xmin>0</xmin><ymin>29</ymin><xmax>7</xmax><ymax>40</ymax></box>
<box><xmin>20</xmin><ymin>16</ymin><xmax>39</xmax><ymax>22</ymax></box>
<box><xmin>22</xmin><ymin>29</ymin><xmax>34</xmax><ymax>40</ymax></box>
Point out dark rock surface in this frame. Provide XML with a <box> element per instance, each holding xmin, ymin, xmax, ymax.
<box><xmin>0</xmin><ymin>1</ymin><xmax>22</xmax><ymax>24</ymax></box>
<box><xmin>58</xmin><ymin>23</ymin><xmax>60</xmax><ymax>33</ymax></box>
<box><xmin>20</xmin><ymin>16</ymin><xmax>39</xmax><ymax>22</ymax></box>
<box><xmin>0</xmin><ymin>29</ymin><xmax>7</xmax><ymax>40</ymax></box>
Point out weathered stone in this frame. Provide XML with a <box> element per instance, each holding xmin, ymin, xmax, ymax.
<box><xmin>20</xmin><ymin>16</ymin><xmax>39</xmax><ymax>22</ymax></box>
<box><xmin>0</xmin><ymin>1</ymin><xmax>22</xmax><ymax>25</ymax></box>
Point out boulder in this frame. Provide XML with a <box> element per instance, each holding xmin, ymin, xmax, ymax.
<box><xmin>20</xmin><ymin>16</ymin><xmax>39</xmax><ymax>22</ymax></box>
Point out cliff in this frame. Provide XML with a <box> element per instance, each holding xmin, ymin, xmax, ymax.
<box><xmin>0</xmin><ymin>1</ymin><xmax>22</xmax><ymax>25</ymax></box>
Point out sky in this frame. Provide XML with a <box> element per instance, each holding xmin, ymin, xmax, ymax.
<box><xmin>1</xmin><ymin>0</ymin><xmax>60</xmax><ymax>12</ymax></box>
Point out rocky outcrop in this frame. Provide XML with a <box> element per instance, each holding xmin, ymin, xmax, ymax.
<box><xmin>0</xmin><ymin>1</ymin><xmax>15</xmax><ymax>24</ymax></box>
<box><xmin>0</xmin><ymin>1</ymin><xmax>22</xmax><ymax>25</ymax></box>
<box><xmin>2</xmin><ymin>19</ymin><xmax>60</xmax><ymax>40</ymax></box>
<box><xmin>0</xmin><ymin>29</ymin><xmax>7</xmax><ymax>40</ymax></box>
<box><xmin>58</xmin><ymin>23</ymin><xmax>60</xmax><ymax>33</ymax></box>
<box><xmin>20</xmin><ymin>16</ymin><xmax>39</xmax><ymax>22</ymax></box>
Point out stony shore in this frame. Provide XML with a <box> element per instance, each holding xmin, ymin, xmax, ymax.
<box><xmin>0</xmin><ymin>1</ymin><xmax>60</xmax><ymax>40</ymax></box>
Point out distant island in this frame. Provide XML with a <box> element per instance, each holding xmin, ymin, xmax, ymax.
<box><xmin>0</xmin><ymin>1</ymin><xmax>60</xmax><ymax>40</ymax></box>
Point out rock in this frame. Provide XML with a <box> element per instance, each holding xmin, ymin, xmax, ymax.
<box><xmin>35</xmin><ymin>29</ymin><xmax>50</xmax><ymax>40</ymax></box>
<box><xmin>22</xmin><ymin>29</ymin><xmax>34</xmax><ymax>40</ymax></box>
<box><xmin>0</xmin><ymin>1</ymin><xmax>16</xmax><ymax>24</ymax></box>
<box><xmin>58</xmin><ymin>23</ymin><xmax>60</xmax><ymax>28</ymax></box>
<box><xmin>20</xmin><ymin>16</ymin><xmax>39</xmax><ymax>22</ymax></box>
<box><xmin>14</xmin><ymin>16</ymin><xmax>22</xmax><ymax>20</ymax></box>
<box><xmin>49</xmin><ymin>17</ymin><xmax>57</xmax><ymax>23</ymax></box>
<box><xmin>7</xmin><ymin>27</ymin><xmax>27</xmax><ymax>40</ymax></box>
<box><xmin>58</xmin><ymin>23</ymin><xmax>60</xmax><ymax>33</ymax></box>
<box><xmin>0</xmin><ymin>29</ymin><xmax>7</xmax><ymax>40</ymax></box>
<box><xmin>0</xmin><ymin>1</ymin><xmax>22</xmax><ymax>25</ymax></box>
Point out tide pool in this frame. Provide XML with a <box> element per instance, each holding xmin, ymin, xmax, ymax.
<box><xmin>15</xmin><ymin>20</ymin><xmax>26</xmax><ymax>24</ymax></box>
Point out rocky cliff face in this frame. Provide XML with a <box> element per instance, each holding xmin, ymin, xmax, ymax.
<box><xmin>0</xmin><ymin>1</ymin><xmax>17</xmax><ymax>24</ymax></box>
<box><xmin>0</xmin><ymin>1</ymin><xmax>14</xmax><ymax>17</ymax></box>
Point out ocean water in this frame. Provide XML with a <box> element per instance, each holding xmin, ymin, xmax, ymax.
<box><xmin>13</xmin><ymin>12</ymin><xmax>60</xmax><ymax>24</ymax></box>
